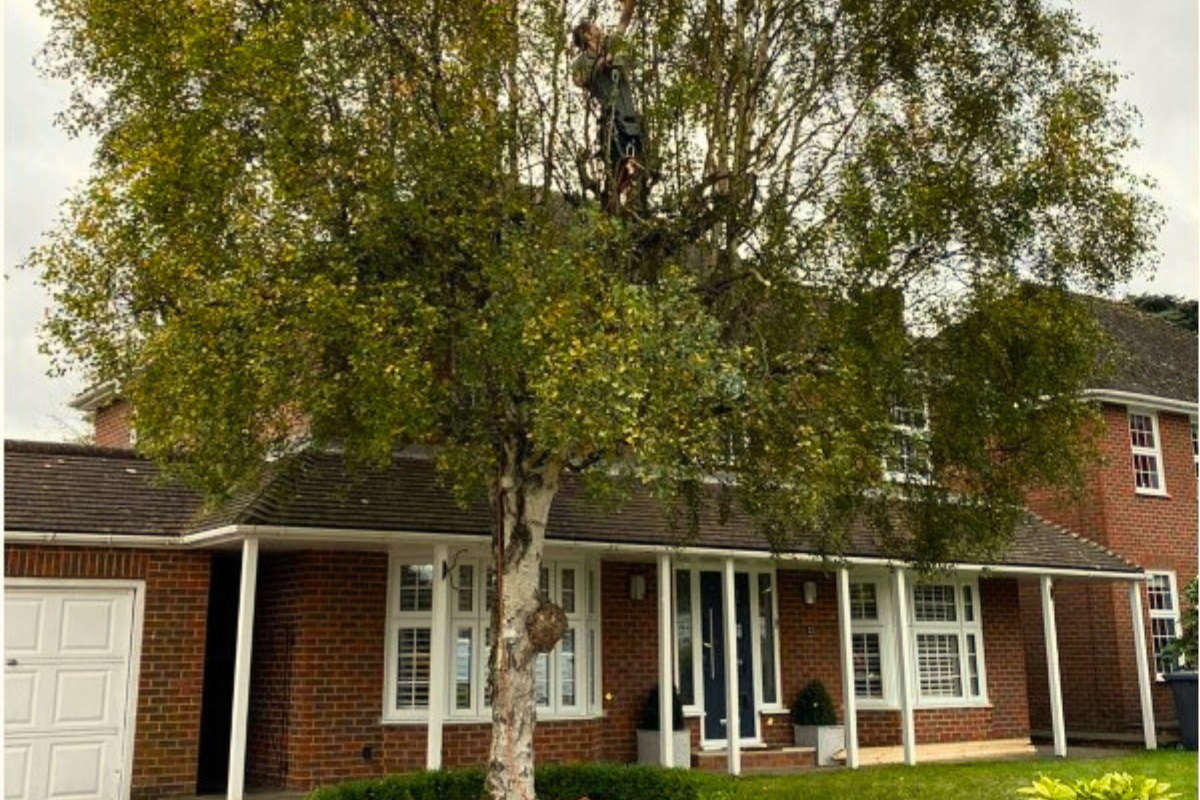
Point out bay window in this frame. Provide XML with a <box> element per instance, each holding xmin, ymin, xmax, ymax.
<box><xmin>385</xmin><ymin>553</ymin><xmax>601</xmax><ymax>722</ymax></box>
<box><xmin>910</xmin><ymin>579</ymin><xmax>986</xmax><ymax>704</ymax></box>
<box><xmin>848</xmin><ymin>579</ymin><xmax>893</xmax><ymax>704</ymax></box>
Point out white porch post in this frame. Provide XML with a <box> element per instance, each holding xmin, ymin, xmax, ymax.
<box><xmin>657</xmin><ymin>553</ymin><xmax>675</xmax><ymax>767</ymax></box>
<box><xmin>836</xmin><ymin>568</ymin><xmax>860</xmax><ymax>769</ymax></box>
<box><xmin>1129</xmin><ymin>581</ymin><xmax>1158</xmax><ymax>750</ymax></box>
<box><xmin>892</xmin><ymin>568</ymin><xmax>917</xmax><ymax>766</ymax></box>
<box><xmin>1040</xmin><ymin>576</ymin><xmax>1067</xmax><ymax>758</ymax></box>
<box><xmin>227</xmin><ymin>537</ymin><xmax>259</xmax><ymax>800</ymax></box>
<box><xmin>721</xmin><ymin>558</ymin><xmax>741</xmax><ymax>776</ymax></box>
<box><xmin>426</xmin><ymin>544</ymin><xmax>449</xmax><ymax>769</ymax></box>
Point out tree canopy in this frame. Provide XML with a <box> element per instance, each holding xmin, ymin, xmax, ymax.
<box><xmin>1127</xmin><ymin>294</ymin><xmax>1198</xmax><ymax>333</ymax></box>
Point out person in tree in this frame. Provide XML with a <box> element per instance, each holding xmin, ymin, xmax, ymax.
<box><xmin>571</xmin><ymin>0</ymin><xmax>644</xmax><ymax>210</ymax></box>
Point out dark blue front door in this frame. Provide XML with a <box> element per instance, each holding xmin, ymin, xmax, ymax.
<box><xmin>699</xmin><ymin>571</ymin><xmax>756</xmax><ymax>742</ymax></box>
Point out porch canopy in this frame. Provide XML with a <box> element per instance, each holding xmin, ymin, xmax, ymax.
<box><xmin>6</xmin><ymin>442</ymin><xmax>1149</xmax><ymax>790</ymax></box>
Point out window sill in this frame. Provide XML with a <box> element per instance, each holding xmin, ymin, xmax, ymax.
<box><xmin>382</xmin><ymin>711</ymin><xmax>607</xmax><ymax>726</ymax></box>
<box><xmin>853</xmin><ymin>700</ymin><xmax>993</xmax><ymax>712</ymax></box>
<box><xmin>1134</xmin><ymin>489</ymin><xmax>1170</xmax><ymax>499</ymax></box>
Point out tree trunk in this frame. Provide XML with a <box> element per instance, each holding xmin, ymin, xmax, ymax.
<box><xmin>486</xmin><ymin>445</ymin><xmax>561</xmax><ymax>800</ymax></box>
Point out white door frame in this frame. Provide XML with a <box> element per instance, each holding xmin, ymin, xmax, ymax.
<box><xmin>6</xmin><ymin>578</ymin><xmax>146</xmax><ymax>800</ymax></box>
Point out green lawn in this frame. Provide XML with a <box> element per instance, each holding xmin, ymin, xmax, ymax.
<box><xmin>733</xmin><ymin>751</ymin><xmax>1197</xmax><ymax>800</ymax></box>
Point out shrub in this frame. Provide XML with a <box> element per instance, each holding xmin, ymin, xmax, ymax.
<box><xmin>1017</xmin><ymin>772</ymin><xmax>1180</xmax><ymax>800</ymax></box>
<box><xmin>638</xmin><ymin>684</ymin><xmax>687</xmax><ymax>731</ymax></box>
<box><xmin>306</xmin><ymin>763</ymin><xmax>733</xmax><ymax>800</ymax></box>
<box><xmin>1163</xmin><ymin>578</ymin><xmax>1198</xmax><ymax>670</ymax></box>
<box><xmin>791</xmin><ymin>680</ymin><xmax>837</xmax><ymax>726</ymax></box>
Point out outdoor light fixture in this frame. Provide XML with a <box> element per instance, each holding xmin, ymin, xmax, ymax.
<box><xmin>803</xmin><ymin>580</ymin><xmax>818</xmax><ymax>605</ymax></box>
<box><xmin>630</xmin><ymin>574</ymin><xmax>647</xmax><ymax>601</ymax></box>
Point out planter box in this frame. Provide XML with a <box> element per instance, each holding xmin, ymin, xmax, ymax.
<box><xmin>1164</xmin><ymin>672</ymin><xmax>1197</xmax><ymax>751</ymax></box>
<box><xmin>794</xmin><ymin>724</ymin><xmax>845</xmax><ymax>766</ymax></box>
<box><xmin>636</xmin><ymin>729</ymin><xmax>692</xmax><ymax>769</ymax></box>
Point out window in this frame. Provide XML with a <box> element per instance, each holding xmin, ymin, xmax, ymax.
<box><xmin>757</xmin><ymin>573</ymin><xmax>779</xmax><ymax>706</ymax></box>
<box><xmin>387</xmin><ymin>555</ymin><xmax>601</xmax><ymax>722</ymax></box>
<box><xmin>675</xmin><ymin>571</ymin><xmax>695</xmax><ymax>705</ymax></box>
<box><xmin>1147</xmin><ymin>571</ymin><xmax>1182</xmax><ymax>675</ymax></box>
<box><xmin>1128</xmin><ymin>411</ymin><xmax>1166</xmax><ymax>494</ymax></box>
<box><xmin>849</xmin><ymin>580</ymin><xmax>892</xmax><ymax>703</ymax></box>
<box><xmin>387</xmin><ymin>562</ymin><xmax>435</xmax><ymax>715</ymax></box>
<box><xmin>1191</xmin><ymin>417</ymin><xmax>1198</xmax><ymax>477</ymax></box>
<box><xmin>885</xmin><ymin>398</ymin><xmax>930</xmax><ymax>481</ymax></box>
<box><xmin>910</xmin><ymin>579</ymin><xmax>986</xmax><ymax>704</ymax></box>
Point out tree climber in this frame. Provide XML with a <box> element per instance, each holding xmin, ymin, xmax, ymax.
<box><xmin>571</xmin><ymin>0</ymin><xmax>644</xmax><ymax>211</ymax></box>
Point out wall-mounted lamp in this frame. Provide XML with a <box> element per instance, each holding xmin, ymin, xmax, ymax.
<box><xmin>803</xmin><ymin>580</ymin><xmax>818</xmax><ymax>605</ymax></box>
<box><xmin>630</xmin><ymin>574</ymin><xmax>647</xmax><ymax>601</ymax></box>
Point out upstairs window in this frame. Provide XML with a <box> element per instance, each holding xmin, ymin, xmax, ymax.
<box><xmin>1191</xmin><ymin>417</ymin><xmax>1197</xmax><ymax>477</ymax></box>
<box><xmin>1147</xmin><ymin>571</ymin><xmax>1182</xmax><ymax>675</ymax></box>
<box><xmin>1128</xmin><ymin>411</ymin><xmax>1166</xmax><ymax>495</ymax></box>
<box><xmin>885</xmin><ymin>398</ymin><xmax>930</xmax><ymax>482</ymax></box>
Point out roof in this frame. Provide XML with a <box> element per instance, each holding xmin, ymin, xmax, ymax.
<box><xmin>4</xmin><ymin>440</ymin><xmax>1139</xmax><ymax>575</ymax></box>
<box><xmin>1089</xmin><ymin>298</ymin><xmax>1197</xmax><ymax>404</ymax></box>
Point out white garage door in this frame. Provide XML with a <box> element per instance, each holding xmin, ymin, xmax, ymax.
<box><xmin>5</xmin><ymin>583</ymin><xmax>139</xmax><ymax>800</ymax></box>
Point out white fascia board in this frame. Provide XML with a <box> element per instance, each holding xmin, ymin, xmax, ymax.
<box><xmin>9</xmin><ymin>525</ymin><xmax>1145</xmax><ymax>581</ymax></box>
<box><xmin>1084</xmin><ymin>389</ymin><xmax>1197</xmax><ymax>416</ymax></box>
<box><xmin>68</xmin><ymin>380</ymin><xmax>120</xmax><ymax>411</ymax></box>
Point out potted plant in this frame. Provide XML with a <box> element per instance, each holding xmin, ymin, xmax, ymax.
<box><xmin>1162</xmin><ymin>578</ymin><xmax>1197</xmax><ymax>751</ymax></box>
<box><xmin>636</xmin><ymin>685</ymin><xmax>691</xmax><ymax>768</ymax></box>
<box><xmin>792</xmin><ymin>680</ymin><xmax>844</xmax><ymax>766</ymax></box>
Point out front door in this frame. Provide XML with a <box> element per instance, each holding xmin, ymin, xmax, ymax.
<box><xmin>699</xmin><ymin>571</ymin><xmax>756</xmax><ymax>743</ymax></box>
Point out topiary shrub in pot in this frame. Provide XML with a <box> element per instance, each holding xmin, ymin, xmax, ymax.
<box><xmin>792</xmin><ymin>680</ymin><xmax>844</xmax><ymax>766</ymax></box>
<box><xmin>636</xmin><ymin>685</ymin><xmax>691</xmax><ymax>768</ymax></box>
<box><xmin>1162</xmin><ymin>578</ymin><xmax>1198</xmax><ymax>751</ymax></box>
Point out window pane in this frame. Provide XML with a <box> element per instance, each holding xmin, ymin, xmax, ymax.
<box><xmin>561</xmin><ymin>568</ymin><xmax>576</xmax><ymax>614</ymax></box>
<box><xmin>675</xmin><ymin>571</ymin><xmax>695</xmax><ymax>705</ymax></box>
<box><xmin>588</xmin><ymin>569</ymin><xmax>597</xmax><ymax>615</ymax></box>
<box><xmin>589</xmin><ymin>626</ymin><xmax>598</xmax><ymax>707</ymax></box>
<box><xmin>561</xmin><ymin>628</ymin><xmax>577</xmax><ymax>706</ymax></box>
<box><xmin>396</xmin><ymin>627</ymin><xmax>432</xmax><ymax>709</ymax></box>
<box><xmin>1133</xmin><ymin>453</ymin><xmax>1161</xmax><ymax>490</ymax></box>
<box><xmin>850</xmin><ymin>583</ymin><xmax>878</xmax><ymax>621</ymax></box>
<box><xmin>758</xmin><ymin>573</ymin><xmax>777</xmax><ymax>705</ymax></box>
<box><xmin>1148</xmin><ymin>574</ymin><xmax>1174</xmax><ymax>611</ymax></box>
<box><xmin>966</xmin><ymin>634</ymin><xmax>980</xmax><ymax>697</ymax></box>
<box><xmin>1152</xmin><ymin>618</ymin><xmax>1180</xmax><ymax>674</ymax></box>
<box><xmin>398</xmin><ymin>564</ymin><xmax>434</xmax><ymax>612</ymax></box>
<box><xmin>916</xmin><ymin>633</ymin><xmax>962</xmax><ymax>697</ymax></box>
<box><xmin>455</xmin><ymin>627</ymin><xmax>473</xmax><ymax>709</ymax></box>
<box><xmin>853</xmin><ymin>632</ymin><xmax>883</xmax><ymax>699</ymax></box>
<box><xmin>962</xmin><ymin>585</ymin><xmax>974</xmax><ymax>622</ymax></box>
<box><xmin>1129</xmin><ymin>414</ymin><xmax>1157</xmax><ymax>449</ymax></box>
<box><xmin>486</xmin><ymin>566</ymin><xmax>496</xmax><ymax>611</ymax></box>
<box><xmin>535</xmin><ymin>652</ymin><xmax>550</xmax><ymax>706</ymax></box>
<box><xmin>457</xmin><ymin>564</ymin><xmax>475</xmax><ymax>613</ymax></box>
<box><xmin>913</xmin><ymin>585</ymin><xmax>957</xmax><ymax>622</ymax></box>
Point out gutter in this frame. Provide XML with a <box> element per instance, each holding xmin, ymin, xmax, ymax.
<box><xmin>6</xmin><ymin>524</ymin><xmax>1145</xmax><ymax>581</ymax></box>
<box><xmin>1084</xmin><ymin>389</ymin><xmax>1197</xmax><ymax>416</ymax></box>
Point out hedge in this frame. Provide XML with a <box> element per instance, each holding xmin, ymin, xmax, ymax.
<box><xmin>306</xmin><ymin>763</ymin><xmax>734</xmax><ymax>800</ymax></box>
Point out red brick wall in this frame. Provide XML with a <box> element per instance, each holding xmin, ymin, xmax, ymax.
<box><xmin>856</xmin><ymin>578</ymin><xmax>1030</xmax><ymax>747</ymax></box>
<box><xmin>93</xmin><ymin>400</ymin><xmax>135</xmax><ymax>448</ymax></box>
<box><xmin>1025</xmin><ymin>404</ymin><xmax>1198</xmax><ymax>734</ymax></box>
<box><xmin>5</xmin><ymin>545</ymin><xmax>211</xmax><ymax>800</ymax></box>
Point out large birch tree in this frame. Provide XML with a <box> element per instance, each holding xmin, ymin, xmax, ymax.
<box><xmin>32</xmin><ymin>0</ymin><xmax>1158</xmax><ymax>796</ymax></box>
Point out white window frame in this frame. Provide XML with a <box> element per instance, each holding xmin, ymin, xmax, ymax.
<box><xmin>1128</xmin><ymin>408</ymin><xmax>1167</xmax><ymax>496</ymax></box>
<box><xmin>1190</xmin><ymin>416</ymin><xmax>1198</xmax><ymax>478</ymax></box>
<box><xmin>383</xmin><ymin>555</ymin><xmax>436</xmax><ymax>721</ymax></box>
<box><xmin>848</xmin><ymin>576</ymin><xmax>897</xmax><ymax>708</ymax></box>
<box><xmin>384</xmin><ymin>551</ymin><xmax>601</xmax><ymax>724</ymax></box>
<box><xmin>908</xmin><ymin>577</ymin><xmax>988</xmax><ymax>707</ymax></box>
<box><xmin>1146</xmin><ymin>570</ymin><xmax>1183</xmax><ymax>678</ymax></box>
<box><xmin>672</xmin><ymin>564</ymin><xmax>783</xmax><ymax>725</ymax></box>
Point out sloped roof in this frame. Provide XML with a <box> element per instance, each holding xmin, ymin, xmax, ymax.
<box><xmin>1090</xmin><ymin>298</ymin><xmax>1197</xmax><ymax>403</ymax></box>
<box><xmin>4</xmin><ymin>440</ymin><xmax>1139</xmax><ymax>574</ymax></box>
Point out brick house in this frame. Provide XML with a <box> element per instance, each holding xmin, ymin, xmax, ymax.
<box><xmin>5</xmin><ymin>411</ymin><xmax>1160</xmax><ymax>800</ymax></box>
<box><xmin>1022</xmin><ymin>299</ymin><xmax>1198</xmax><ymax>743</ymax></box>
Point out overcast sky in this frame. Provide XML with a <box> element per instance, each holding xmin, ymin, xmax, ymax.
<box><xmin>4</xmin><ymin>0</ymin><xmax>1198</xmax><ymax>443</ymax></box>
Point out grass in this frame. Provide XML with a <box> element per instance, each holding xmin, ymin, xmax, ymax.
<box><xmin>732</xmin><ymin>750</ymin><xmax>1197</xmax><ymax>800</ymax></box>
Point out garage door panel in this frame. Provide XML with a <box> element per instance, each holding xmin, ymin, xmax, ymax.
<box><xmin>5</xmin><ymin>671</ymin><xmax>37</xmax><ymax>726</ymax></box>
<box><xmin>52</xmin><ymin>669</ymin><xmax>118</xmax><ymax>727</ymax></box>
<box><xmin>57</xmin><ymin>598</ymin><xmax>122</xmax><ymax>657</ymax></box>
<box><xmin>5</xmin><ymin>744</ymin><xmax>32</xmax><ymax>800</ymax></box>
<box><xmin>46</xmin><ymin>740</ymin><xmax>109</xmax><ymax>800</ymax></box>
<box><xmin>5</xmin><ymin>599</ymin><xmax>45</xmax><ymax>656</ymax></box>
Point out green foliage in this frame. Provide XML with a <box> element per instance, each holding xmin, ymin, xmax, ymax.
<box><xmin>638</xmin><ymin>684</ymin><xmax>687</xmax><ymax>731</ymax></box>
<box><xmin>791</xmin><ymin>680</ymin><xmax>837</xmax><ymax>727</ymax></box>
<box><xmin>1163</xmin><ymin>579</ymin><xmax>1198</xmax><ymax>670</ymax></box>
<box><xmin>1017</xmin><ymin>773</ymin><xmax>1179</xmax><ymax>800</ymax></box>
<box><xmin>31</xmin><ymin>0</ymin><xmax>1160</xmax><ymax>557</ymax></box>
<box><xmin>305</xmin><ymin>764</ymin><xmax>732</xmax><ymax>800</ymax></box>
<box><xmin>1126</xmin><ymin>295</ymin><xmax>1198</xmax><ymax>333</ymax></box>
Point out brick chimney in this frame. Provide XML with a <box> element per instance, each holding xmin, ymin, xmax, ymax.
<box><xmin>70</xmin><ymin>382</ymin><xmax>134</xmax><ymax>448</ymax></box>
